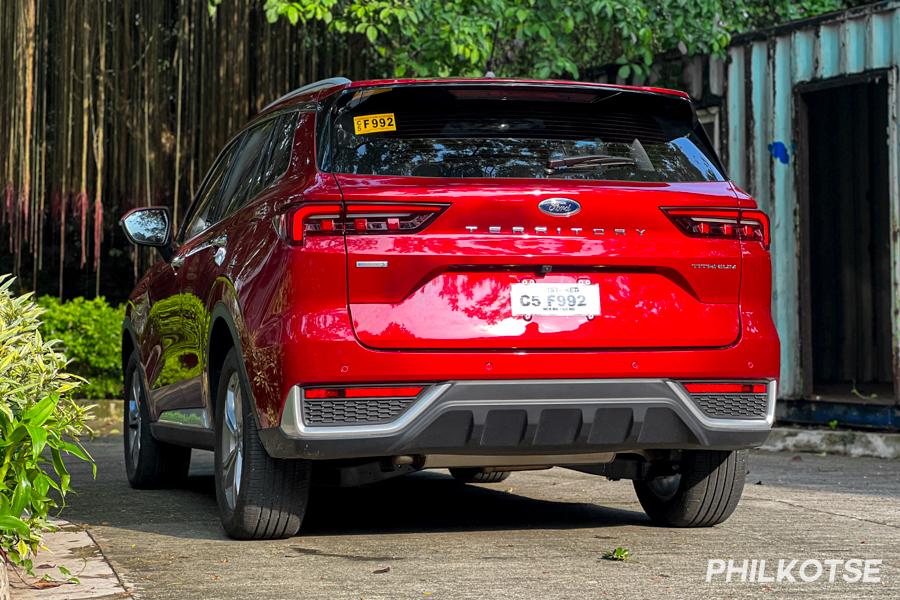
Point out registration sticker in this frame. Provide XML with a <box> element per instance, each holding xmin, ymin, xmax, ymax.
<box><xmin>353</xmin><ymin>113</ymin><xmax>396</xmax><ymax>135</ymax></box>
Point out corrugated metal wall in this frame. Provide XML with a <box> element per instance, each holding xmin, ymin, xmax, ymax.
<box><xmin>726</xmin><ymin>1</ymin><xmax>900</xmax><ymax>398</ymax></box>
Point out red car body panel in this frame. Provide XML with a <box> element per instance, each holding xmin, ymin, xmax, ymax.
<box><xmin>339</xmin><ymin>176</ymin><xmax>743</xmax><ymax>351</ymax></box>
<box><xmin>124</xmin><ymin>78</ymin><xmax>779</xmax><ymax>434</ymax></box>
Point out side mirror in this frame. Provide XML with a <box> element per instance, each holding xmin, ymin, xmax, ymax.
<box><xmin>120</xmin><ymin>207</ymin><xmax>174</xmax><ymax>261</ymax></box>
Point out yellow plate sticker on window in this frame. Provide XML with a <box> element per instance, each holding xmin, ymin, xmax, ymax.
<box><xmin>353</xmin><ymin>113</ymin><xmax>396</xmax><ymax>135</ymax></box>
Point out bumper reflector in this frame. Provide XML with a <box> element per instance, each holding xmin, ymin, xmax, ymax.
<box><xmin>681</xmin><ymin>381</ymin><xmax>770</xmax><ymax>420</ymax></box>
<box><xmin>683</xmin><ymin>383</ymin><xmax>767</xmax><ymax>394</ymax></box>
<box><xmin>303</xmin><ymin>386</ymin><xmax>424</xmax><ymax>399</ymax></box>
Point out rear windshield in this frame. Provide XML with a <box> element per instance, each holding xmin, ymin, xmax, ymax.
<box><xmin>320</xmin><ymin>85</ymin><xmax>725</xmax><ymax>182</ymax></box>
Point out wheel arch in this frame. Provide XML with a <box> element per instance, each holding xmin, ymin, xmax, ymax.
<box><xmin>120</xmin><ymin>318</ymin><xmax>155</xmax><ymax>427</ymax></box>
<box><xmin>207</xmin><ymin>302</ymin><xmax>263</xmax><ymax>430</ymax></box>
<box><xmin>121</xmin><ymin>319</ymin><xmax>139</xmax><ymax>378</ymax></box>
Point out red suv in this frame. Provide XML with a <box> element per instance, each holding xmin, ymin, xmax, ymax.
<box><xmin>120</xmin><ymin>78</ymin><xmax>779</xmax><ymax>539</ymax></box>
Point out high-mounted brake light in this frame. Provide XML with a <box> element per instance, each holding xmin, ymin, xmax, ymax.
<box><xmin>287</xmin><ymin>202</ymin><xmax>447</xmax><ymax>245</ymax></box>
<box><xmin>303</xmin><ymin>385</ymin><xmax>424</xmax><ymax>399</ymax></box>
<box><xmin>662</xmin><ymin>208</ymin><xmax>770</xmax><ymax>248</ymax></box>
<box><xmin>683</xmin><ymin>383</ymin><xmax>767</xmax><ymax>394</ymax></box>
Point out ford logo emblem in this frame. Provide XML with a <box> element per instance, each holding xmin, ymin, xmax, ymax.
<box><xmin>538</xmin><ymin>197</ymin><xmax>581</xmax><ymax>216</ymax></box>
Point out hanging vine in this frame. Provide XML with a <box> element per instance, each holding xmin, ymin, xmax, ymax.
<box><xmin>0</xmin><ymin>0</ymin><xmax>375</xmax><ymax>301</ymax></box>
<box><xmin>3</xmin><ymin>0</ymin><xmax>848</xmax><ymax>301</ymax></box>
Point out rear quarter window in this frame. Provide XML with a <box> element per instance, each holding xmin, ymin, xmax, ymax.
<box><xmin>218</xmin><ymin>120</ymin><xmax>277</xmax><ymax>217</ymax></box>
<box><xmin>262</xmin><ymin>111</ymin><xmax>299</xmax><ymax>187</ymax></box>
<box><xmin>322</xmin><ymin>86</ymin><xmax>724</xmax><ymax>183</ymax></box>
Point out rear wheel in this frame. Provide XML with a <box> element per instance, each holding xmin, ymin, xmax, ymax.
<box><xmin>633</xmin><ymin>450</ymin><xmax>747</xmax><ymax>527</ymax></box>
<box><xmin>123</xmin><ymin>353</ymin><xmax>191</xmax><ymax>489</ymax></box>
<box><xmin>449</xmin><ymin>468</ymin><xmax>511</xmax><ymax>484</ymax></box>
<box><xmin>214</xmin><ymin>348</ymin><xmax>311</xmax><ymax>539</ymax></box>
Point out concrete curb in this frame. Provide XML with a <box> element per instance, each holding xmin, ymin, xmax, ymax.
<box><xmin>763</xmin><ymin>426</ymin><xmax>900</xmax><ymax>459</ymax></box>
<box><xmin>8</xmin><ymin>519</ymin><xmax>129</xmax><ymax>599</ymax></box>
<box><xmin>1</xmin><ymin>560</ymin><xmax>9</xmax><ymax>600</ymax></box>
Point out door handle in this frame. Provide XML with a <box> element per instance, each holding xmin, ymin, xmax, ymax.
<box><xmin>211</xmin><ymin>235</ymin><xmax>228</xmax><ymax>266</ymax></box>
<box><xmin>214</xmin><ymin>246</ymin><xmax>227</xmax><ymax>266</ymax></box>
<box><xmin>171</xmin><ymin>255</ymin><xmax>185</xmax><ymax>269</ymax></box>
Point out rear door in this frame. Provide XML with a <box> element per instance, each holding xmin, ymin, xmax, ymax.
<box><xmin>322</xmin><ymin>85</ymin><xmax>743</xmax><ymax>351</ymax></box>
<box><xmin>175</xmin><ymin>118</ymin><xmax>279</xmax><ymax>402</ymax></box>
<box><xmin>154</xmin><ymin>138</ymin><xmax>238</xmax><ymax>415</ymax></box>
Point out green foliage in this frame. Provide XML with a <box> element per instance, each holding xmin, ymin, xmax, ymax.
<box><xmin>0</xmin><ymin>275</ymin><xmax>95</xmax><ymax>573</ymax></box>
<box><xmin>37</xmin><ymin>296</ymin><xmax>125</xmax><ymax>399</ymax></box>
<box><xmin>256</xmin><ymin>0</ymin><xmax>853</xmax><ymax>79</ymax></box>
<box><xmin>602</xmin><ymin>546</ymin><xmax>631</xmax><ymax>561</ymax></box>
<box><xmin>732</xmin><ymin>0</ymin><xmax>847</xmax><ymax>30</ymax></box>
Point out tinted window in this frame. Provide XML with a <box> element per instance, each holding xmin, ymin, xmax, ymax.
<box><xmin>262</xmin><ymin>112</ymin><xmax>298</xmax><ymax>187</ymax></box>
<box><xmin>183</xmin><ymin>144</ymin><xmax>236</xmax><ymax>240</ymax></box>
<box><xmin>325</xmin><ymin>86</ymin><xmax>724</xmax><ymax>183</ymax></box>
<box><xmin>218</xmin><ymin>121</ymin><xmax>277</xmax><ymax>217</ymax></box>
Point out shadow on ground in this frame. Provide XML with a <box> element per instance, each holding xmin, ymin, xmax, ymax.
<box><xmin>64</xmin><ymin>438</ymin><xmax>647</xmax><ymax>542</ymax></box>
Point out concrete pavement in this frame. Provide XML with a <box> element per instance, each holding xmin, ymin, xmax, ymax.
<box><xmin>53</xmin><ymin>436</ymin><xmax>899</xmax><ymax>599</ymax></box>
<box><xmin>8</xmin><ymin>520</ymin><xmax>128</xmax><ymax>599</ymax></box>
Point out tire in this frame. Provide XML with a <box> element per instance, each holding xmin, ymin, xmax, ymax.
<box><xmin>449</xmin><ymin>468</ymin><xmax>511</xmax><ymax>484</ymax></box>
<box><xmin>123</xmin><ymin>353</ymin><xmax>191</xmax><ymax>489</ymax></box>
<box><xmin>213</xmin><ymin>347</ymin><xmax>311</xmax><ymax>540</ymax></box>
<box><xmin>633</xmin><ymin>450</ymin><xmax>747</xmax><ymax>527</ymax></box>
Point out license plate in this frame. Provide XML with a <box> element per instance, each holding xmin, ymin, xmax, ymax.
<box><xmin>510</xmin><ymin>282</ymin><xmax>600</xmax><ymax>316</ymax></box>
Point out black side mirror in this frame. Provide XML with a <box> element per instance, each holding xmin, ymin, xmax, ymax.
<box><xmin>120</xmin><ymin>207</ymin><xmax>174</xmax><ymax>261</ymax></box>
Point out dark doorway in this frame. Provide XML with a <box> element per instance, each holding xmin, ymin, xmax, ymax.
<box><xmin>800</xmin><ymin>77</ymin><xmax>892</xmax><ymax>401</ymax></box>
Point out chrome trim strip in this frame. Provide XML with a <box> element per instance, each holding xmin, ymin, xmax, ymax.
<box><xmin>157</xmin><ymin>408</ymin><xmax>211</xmax><ymax>429</ymax></box>
<box><xmin>356</xmin><ymin>260</ymin><xmax>389</xmax><ymax>268</ymax></box>
<box><xmin>281</xmin><ymin>383</ymin><xmax>452</xmax><ymax>439</ymax></box>
<box><xmin>665</xmin><ymin>379</ymin><xmax>776</xmax><ymax>430</ymax></box>
<box><xmin>280</xmin><ymin>378</ymin><xmax>776</xmax><ymax>440</ymax></box>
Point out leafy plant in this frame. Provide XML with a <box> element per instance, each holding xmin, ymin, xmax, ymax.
<box><xmin>602</xmin><ymin>547</ymin><xmax>630</xmax><ymax>561</ymax></box>
<box><xmin>828</xmin><ymin>419</ymin><xmax>839</xmax><ymax>430</ymax></box>
<box><xmin>0</xmin><ymin>275</ymin><xmax>95</xmax><ymax>574</ymax></box>
<box><xmin>252</xmin><ymin>0</ymin><xmax>851</xmax><ymax>80</ymax></box>
<box><xmin>37</xmin><ymin>296</ymin><xmax>125</xmax><ymax>399</ymax></box>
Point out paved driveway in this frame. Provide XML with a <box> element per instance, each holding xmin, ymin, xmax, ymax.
<box><xmin>65</xmin><ymin>437</ymin><xmax>898</xmax><ymax>599</ymax></box>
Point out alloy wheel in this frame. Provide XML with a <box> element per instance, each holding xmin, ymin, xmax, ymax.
<box><xmin>221</xmin><ymin>371</ymin><xmax>244</xmax><ymax>510</ymax></box>
<box><xmin>127</xmin><ymin>372</ymin><xmax>142</xmax><ymax>468</ymax></box>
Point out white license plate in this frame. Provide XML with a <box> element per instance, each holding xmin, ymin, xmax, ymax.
<box><xmin>510</xmin><ymin>282</ymin><xmax>600</xmax><ymax>316</ymax></box>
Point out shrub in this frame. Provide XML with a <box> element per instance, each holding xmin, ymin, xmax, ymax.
<box><xmin>37</xmin><ymin>296</ymin><xmax>125</xmax><ymax>399</ymax></box>
<box><xmin>0</xmin><ymin>275</ymin><xmax>95</xmax><ymax>573</ymax></box>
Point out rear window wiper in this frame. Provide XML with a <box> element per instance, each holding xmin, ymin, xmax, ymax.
<box><xmin>547</xmin><ymin>154</ymin><xmax>637</xmax><ymax>170</ymax></box>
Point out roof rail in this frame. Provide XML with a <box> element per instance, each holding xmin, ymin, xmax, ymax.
<box><xmin>263</xmin><ymin>77</ymin><xmax>352</xmax><ymax>111</ymax></box>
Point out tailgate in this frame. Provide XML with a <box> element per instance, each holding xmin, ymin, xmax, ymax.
<box><xmin>338</xmin><ymin>177</ymin><xmax>741</xmax><ymax>350</ymax></box>
<box><xmin>316</xmin><ymin>83</ymin><xmax>743</xmax><ymax>351</ymax></box>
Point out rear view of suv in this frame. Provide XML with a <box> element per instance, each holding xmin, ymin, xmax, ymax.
<box><xmin>120</xmin><ymin>78</ymin><xmax>779</xmax><ymax>539</ymax></box>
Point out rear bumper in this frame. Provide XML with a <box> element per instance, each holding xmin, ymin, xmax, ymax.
<box><xmin>259</xmin><ymin>378</ymin><xmax>776</xmax><ymax>460</ymax></box>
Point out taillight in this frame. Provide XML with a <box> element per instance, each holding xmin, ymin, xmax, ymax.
<box><xmin>738</xmin><ymin>210</ymin><xmax>769</xmax><ymax>247</ymax></box>
<box><xmin>303</xmin><ymin>385</ymin><xmax>424</xmax><ymax>399</ymax></box>
<box><xmin>287</xmin><ymin>203</ymin><xmax>342</xmax><ymax>244</ymax></box>
<box><xmin>287</xmin><ymin>202</ymin><xmax>447</xmax><ymax>245</ymax></box>
<box><xmin>662</xmin><ymin>208</ymin><xmax>770</xmax><ymax>248</ymax></box>
<box><xmin>683</xmin><ymin>383</ymin><xmax>767</xmax><ymax>394</ymax></box>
